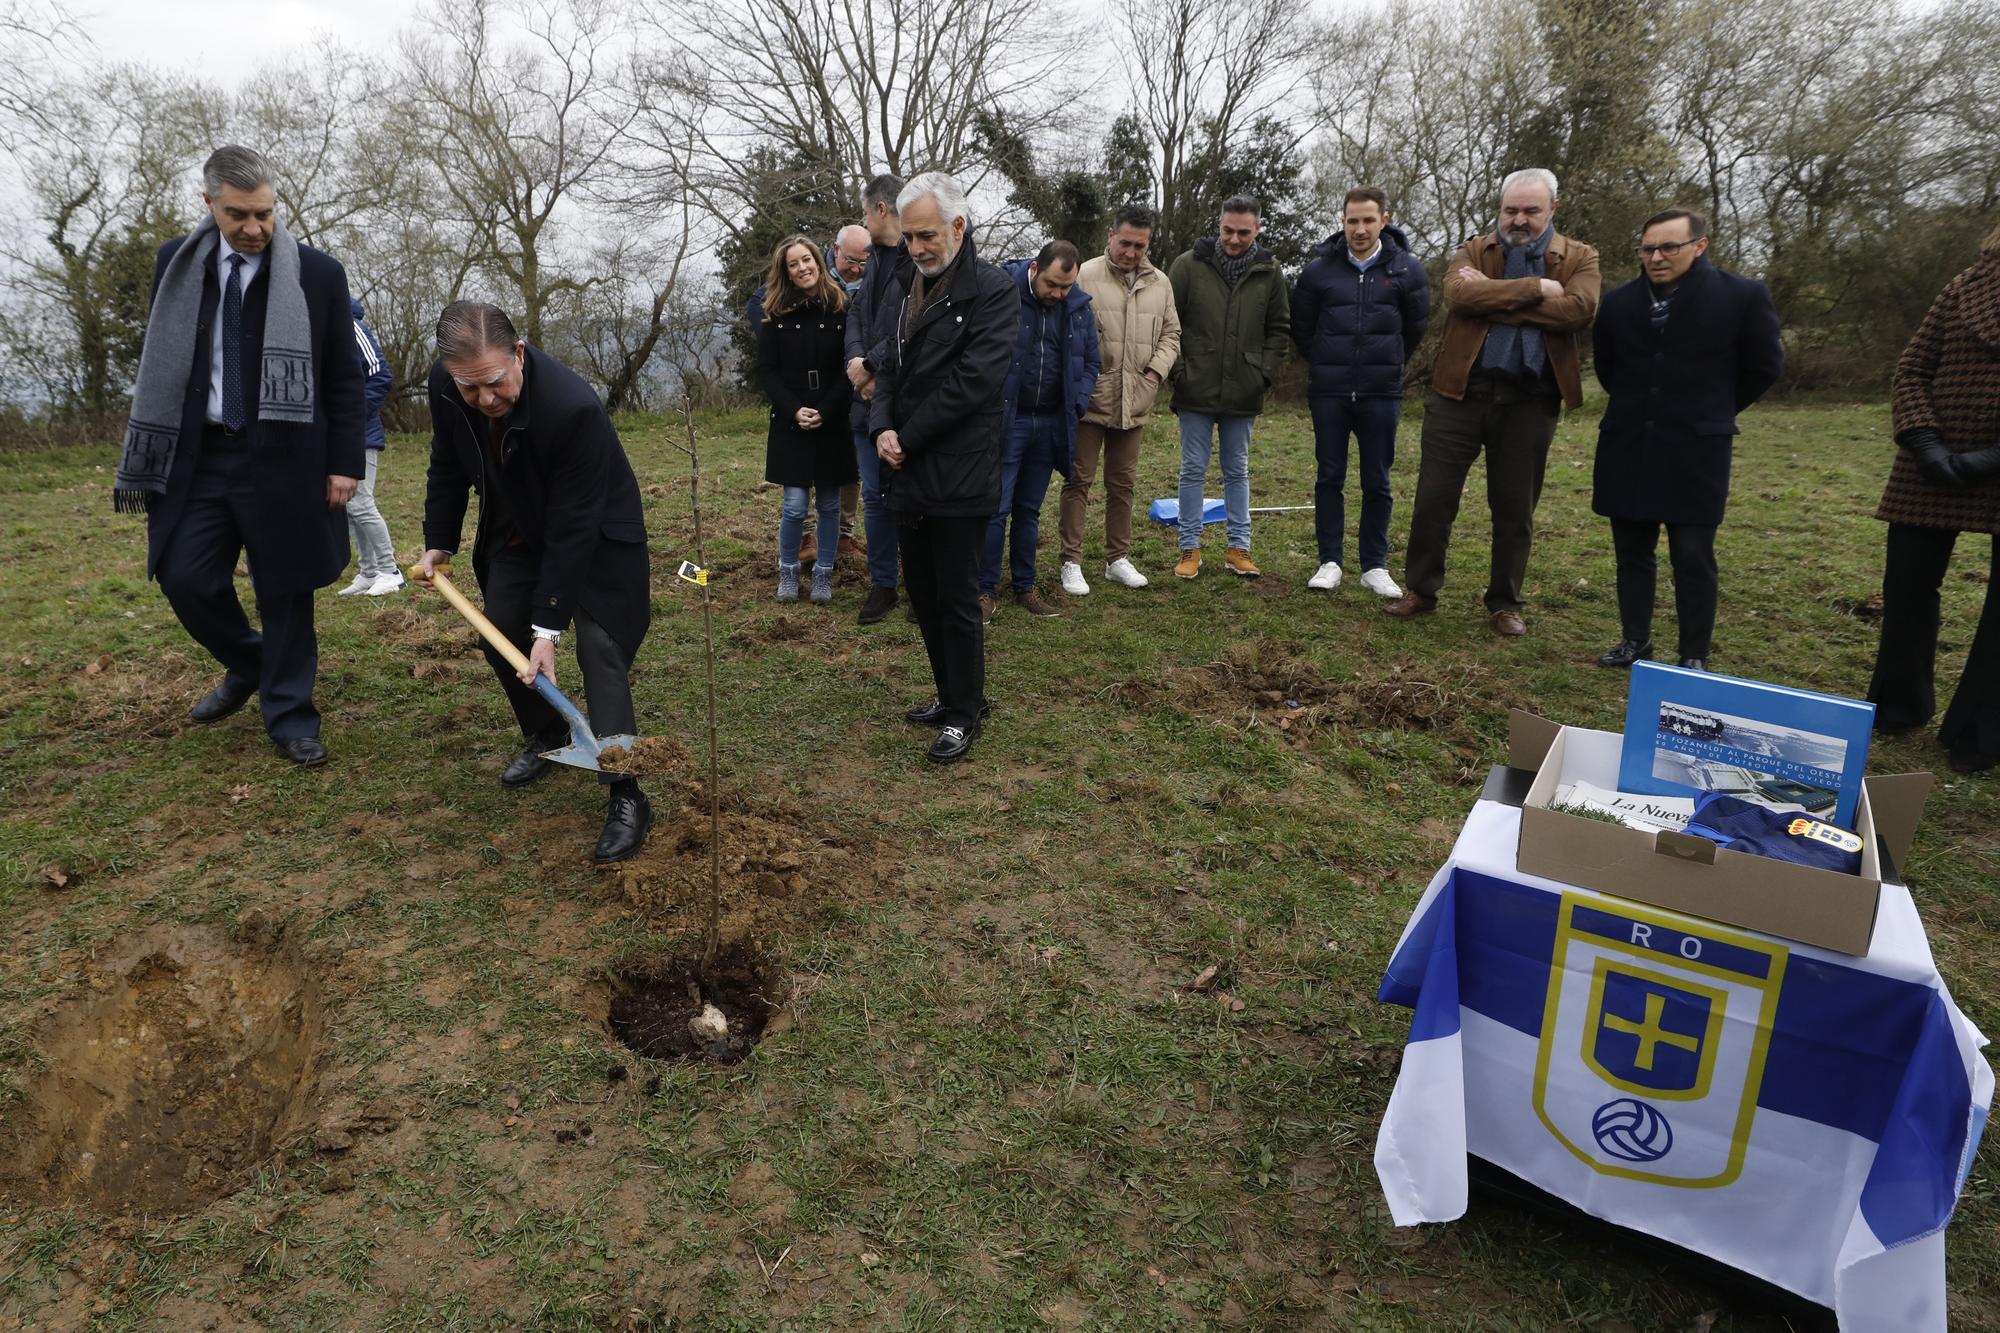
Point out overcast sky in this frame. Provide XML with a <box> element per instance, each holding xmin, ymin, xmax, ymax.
<box><xmin>70</xmin><ymin>0</ymin><xmax>417</xmax><ymax>74</ymax></box>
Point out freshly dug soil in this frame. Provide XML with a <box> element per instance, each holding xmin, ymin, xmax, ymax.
<box><xmin>610</xmin><ymin>780</ymin><xmax>889</xmax><ymax>945</ymax></box>
<box><xmin>0</xmin><ymin>912</ymin><xmax>322</xmax><ymax>1215</ymax></box>
<box><xmin>596</xmin><ymin>735</ymin><xmax>696</xmax><ymax>778</ymax></box>
<box><xmin>606</xmin><ymin>943</ymin><xmax>774</xmax><ymax>1065</ymax></box>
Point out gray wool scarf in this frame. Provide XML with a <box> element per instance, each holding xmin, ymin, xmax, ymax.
<box><xmin>1479</xmin><ymin>223</ymin><xmax>1554</xmax><ymax>380</ymax></box>
<box><xmin>115</xmin><ymin>213</ymin><xmax>315</xmax><ymax>513</ymax></box>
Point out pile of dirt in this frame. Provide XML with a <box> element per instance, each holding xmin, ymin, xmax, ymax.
<box><xmin>0</xmin><ymin>912</ymin><xmax>322</xmax><ymax>1215</ymax></box>
<box><xmin>46</xmin><ymin>649</ymin><xmax>207</xmax><ymax>739</ymax></box>
<box><xmin>1113</xmin><ymin>640</ymin><xmax>1502</xmax><ymax>746</ymax></box>
<box><xmin>605</xmin><ymin>943</ymin><xmax>775</xmax><ymax>1065</ymax></box>
<box><xmin>596</xmin><ymin>735</ymin><xmax>696</xmax><ymax>778</ymax></box>
<box><xmin>609</xmin><ymin>781</ymin><xmax>888</xmax><ymax>945</ymax></box>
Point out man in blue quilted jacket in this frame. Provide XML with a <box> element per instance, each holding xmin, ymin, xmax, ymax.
<box><xmin>1290</xmin><ymin>186</ymin><xmax>1432</xmax><ymax>597</ymax></box>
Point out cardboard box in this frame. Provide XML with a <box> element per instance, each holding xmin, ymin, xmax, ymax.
<box><xmin>1508</xmin><ymin>711</ymin><xmax>1933</xmax><ymax>956</ymax></box>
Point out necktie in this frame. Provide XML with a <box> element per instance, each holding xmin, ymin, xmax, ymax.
<box><xmin>223</xmin><ymin>254</ymin><xmax>245</xmax><ymax>431</ymax></box>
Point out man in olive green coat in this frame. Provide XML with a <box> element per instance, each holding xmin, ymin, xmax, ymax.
<box><xmin>1167</xmin><ymin>196</ymin><xmax>1291</xmax><ymax>578</ymax></box>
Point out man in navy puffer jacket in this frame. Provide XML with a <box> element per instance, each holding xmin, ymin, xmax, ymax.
<box><xmin>1290</xmin><ymin>187</ymin><xmax>1432</xmax><ymax>596</ymax></box>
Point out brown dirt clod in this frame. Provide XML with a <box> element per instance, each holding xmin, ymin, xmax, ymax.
<box><xmin>596</xmin><ymin>735</ymin><xmax>695</xmax><ymax>778</ymax></box>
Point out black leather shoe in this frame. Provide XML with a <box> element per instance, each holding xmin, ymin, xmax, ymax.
<box><xmin>903</xmin><ymin>699</ymin><xmax>992</xmax><ymax>727</ymax></box>
<box><xmin>501</xmin><ymin>744</ymin><xmax>556</xmax><ymax>787</ymax></box>
<box><xmin>593</xmin><ymin>789</ymin><xmax>653</xmax><ymax>863</ymax></box>
<box><xmin>1677</xmin><ymin>657</ymin><xmax>1709</xmax><ymax>672</ymax></box>
<box><xmin>274</xmin><ymin>736</ymin><xmax>328</xmax><ymax>767</ymax></box>
<box><xmin>190</xmin><ymin>678</ymin><xmax>254</xmax><ymax>723</ymax></box>
<box><xmin>1597</xmin><ymin>639</ymin><xmax>1653</xmax><ymax>669</ymax></box>
<box><xmin>927</xmin><ymin>723</ymin><xmax>979</xmax><ymax>764</ymax></box>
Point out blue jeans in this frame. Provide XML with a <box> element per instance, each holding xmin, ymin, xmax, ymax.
<box><xmin>1308</xmin><ymin>395</ymin><xmax>1402</xmax><ymax>570</ymax></box>
<box><xmin>780</xmin><ymin>484</ymin><xmax>840</xmax><ymax>568</ymax></box>
<box><xmin>980</xmin><ymin>412</ymin><xmax>1062</xmax><ymax>596</ymax></box>
<box><xmin>854</xmin><ymin>427</ymin><xmax>899</xmax><ymax>588</ymax></box>
<box><xmin>1177</xmin><ymin>411</ymin><xmax>1254</xmax><ymax>550</ymax></box>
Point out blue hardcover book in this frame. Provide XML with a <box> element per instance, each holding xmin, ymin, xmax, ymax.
<box><xmin>1618</xmin><ymin>662</ymin><xmax>1876</xmax><ymax>830</ymax></box>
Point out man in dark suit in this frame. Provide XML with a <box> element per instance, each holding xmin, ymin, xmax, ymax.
<box><xmin>413</xmin><ymin>303</ymin><xmax>655</xmax><ymax>863</ymax></box>
<box><xmin>116</xmin><ymin>145</ymin><xmax>365</xmax><ymax>766</ymax></box>
<box><xmin>1591</xmin><ymin>208</ymin><xmax>1784</xmax><ymax>673</ymax></box>
<box><xmin>870</xmin><ymin>172</ymin><xmax>1017</xmax><ymax>764</ymax></box>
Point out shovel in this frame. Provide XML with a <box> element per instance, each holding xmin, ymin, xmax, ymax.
<box><xmin>415</xmin><ymin>565</ymin><xmax>639</xmax><ymax>774</ymax></box>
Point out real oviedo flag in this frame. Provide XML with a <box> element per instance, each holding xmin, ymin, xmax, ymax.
<box><xmin>1374</xmin><ymin>806</ymin><xmax>1990</xmax><ymax>1333</ymax></box>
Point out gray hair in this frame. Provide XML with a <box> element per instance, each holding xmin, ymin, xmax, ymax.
<box><xmin>836</xmin><ymin>224</ymin><xmax>870</xmax><ymax>249</ymax></box>
<box><xmin>436</xmin><ymin>301</ymin><xmax>520</xmax><ymax>361</ymax></box>
<box><xmin>203</xmin><ymin>145</ymin><xmax>274</xmax><ymax>196</ymax></box>
<box><xmin>898</xmin><ymin>171</ymin><xmax>972</xmax><ymax>228</ymax></box>
<box><xmin>1500</xmin><ymin>167</ymin><xmax>1559</xmax><ymax>203</ymax></box>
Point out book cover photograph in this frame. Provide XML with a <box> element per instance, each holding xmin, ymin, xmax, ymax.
<box><xmin>1618</xmin><ymin>662</ymin><xmax>1875</xmax><ymax>829</ymax></box>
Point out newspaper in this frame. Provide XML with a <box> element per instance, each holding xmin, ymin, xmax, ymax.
<box><xmin>1550</xmin><ymin>780</ymin><xmax>1695</xmax><ymax>833</ymax></box>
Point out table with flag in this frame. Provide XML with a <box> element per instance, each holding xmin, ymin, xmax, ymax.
<box><xmin>1375</xmin><ymin>778</ymin><xmax>1991</xmax><ymax>1331</ymax></box>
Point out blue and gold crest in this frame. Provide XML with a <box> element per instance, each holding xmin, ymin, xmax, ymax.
<box><xmin>1534</xmin><ymin>896</ymin><xmax>1788</xmax><ymax>1187</ymax></box>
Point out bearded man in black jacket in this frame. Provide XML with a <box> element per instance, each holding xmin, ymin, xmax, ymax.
<box><xmin>870</xmin><ymin>172</ymin><xmax>1018</xmax><ymax>764</ymax></box>
<box><xmin>414</xmin><ymin>302</ymin><xmax>655</xmax><ymax>862</ymax></box>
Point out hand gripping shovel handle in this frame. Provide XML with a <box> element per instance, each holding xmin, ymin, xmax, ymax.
<box><xmin>413</xmin><ymin>565</ymin><xmax>602</xmax><ymax>754</ymax></box>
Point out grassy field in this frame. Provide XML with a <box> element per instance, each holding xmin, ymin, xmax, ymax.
<box><xmin>0</xmin><ymin>394</ymin><xmax>1995</xmax><ymax>1332</ymax></box>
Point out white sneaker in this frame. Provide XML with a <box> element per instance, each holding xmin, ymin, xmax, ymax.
<box><xmin>1359</xmin><ymin>567</ymin><xmax>1402</xmax><ymax>598</ymax></box>
<box><xmin>363</xmin><ymin>572</ymin><xmax>407</xmax><ymax>596</ymax></box>
<box><xmin>1104</xmin><ymin>558</ymin><xmax>1149</xmax><ymax>589</ymax></box>
<box><xmin>335</xmin><ymin>574</ymin><xmax>372</xmax><ymax>596</ymax></box>
<box><xmin>1060</xmin><ymin>561</ymin><xmax>1090</xmax><ymax>596</ymax></box>
<box><xmin>1307</xmin><ymin>561</ymin><xmax>1343</xmax><ymax>591</ymax></box>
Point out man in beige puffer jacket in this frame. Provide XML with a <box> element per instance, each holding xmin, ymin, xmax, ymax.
<box><xmin>1058</xmin><ymin>203</ymin><xmax>1182</xmax><ymax>594</ymax></box>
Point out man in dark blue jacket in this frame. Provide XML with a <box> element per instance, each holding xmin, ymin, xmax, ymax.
<box><xmin>336</xmin><ymin>298</ymin><xmax>403</xmax><ymax>596</ymax></box>
<box><xmin>979</xmin><ymin>241</ymin><xmax>1101</xmax><ymax>622</ymax></box>
<box><xmin>845</xmin><ymin>173</ymin><xmax>911</xmax><ymax>624</ymax></box>
<box><xmin>1591</xmin><ymin>208</ymin><xmax>1782</xmax><ymax>673</ymax></box>
<box><xmin>1290</xmin><ymin>186</ymin><xmax>1432</xmax><ymax>597</ymax></box>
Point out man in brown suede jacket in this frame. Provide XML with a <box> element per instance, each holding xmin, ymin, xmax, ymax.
<box><xmin>1383</xmin><ymin>167</ymin><xmax>1600</xmax><ymax>637</ymax></box>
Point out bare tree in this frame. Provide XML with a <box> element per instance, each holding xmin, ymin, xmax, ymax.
<box><xmin>395</xmin><ymin>0</ymin><xmax>638</xmax><ymax>345</ymax></box>
<box><xmin>0</xmin><ymin>0</ymin><xmax>86</xmax><ymax>132</ymax></box>
<box><xmin>632</xmin><ymin>0</ymin><xmax>1073</xmax><ymax>234</ymax></box>
<box><xmin>233</xmin><ymin>38</ymin><xmax>399</xmax><ymax>252</ymax></box>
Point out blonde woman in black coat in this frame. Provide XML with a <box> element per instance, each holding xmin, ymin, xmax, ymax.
<box><xmin>757</xmin><ymin>235</ymin><xmax>857</xmax><ymax>603</ymax></box>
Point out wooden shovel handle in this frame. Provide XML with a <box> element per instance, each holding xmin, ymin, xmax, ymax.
<box><xmin>415</xmin><ymin>565</ymin><xmax>535</xmax><ymax>677</ymax></box>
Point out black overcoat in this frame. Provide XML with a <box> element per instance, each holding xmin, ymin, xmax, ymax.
<box><xmin>756</xmin><ymin>295</ymin><xmax>858</xmax><ymax>488</ymax></box>
<box><xmin>867</xmin><ymin>232</ymin><xmax>1017</xmax><ymax>518</ymax></box>
<box><xmin>1591</xmin><ymin>257</ymin><xmax>1784</xmax><ymax>526</ymax></box>
<box><xmin>421</xmin><ymin>345</ymin><xmax>651</xmax><ymax>657</ymax></box>
<box><xmin>145</xmin><ymin>237</ymin><xmax>366</xmax><ymax>594</ymax></box>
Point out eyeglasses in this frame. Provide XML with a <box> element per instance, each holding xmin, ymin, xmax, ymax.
<box><xmin>1639</xmin><ymin>240</ymin><xmax>1700</xmax><ymax>257</ymax></box>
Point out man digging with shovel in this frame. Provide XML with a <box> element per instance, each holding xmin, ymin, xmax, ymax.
<box><xmin>412</xmin><ymin>301</ymin><xmax>656</xmax><ymax>864</ymax></box>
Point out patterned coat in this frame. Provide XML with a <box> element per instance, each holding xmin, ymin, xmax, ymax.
<box><xmin>1878</xmin><ymin>236</ymin><xmax>2000</xmax><ymax>533</ymax></box>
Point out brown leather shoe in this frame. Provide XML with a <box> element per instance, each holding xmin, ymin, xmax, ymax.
<box><xmin>1174</xmin><ymin>547</ymin><xmax>1203</xmax><ymax>579</ymax></box>
<box><xmin>1013</xmin><ymin>589</ymin><xmax>1061</xmax><ymax>618</ymax></box>
<box><xmin>978</xmin><ymin>593</ymin><xmax>998</xmax><ymax>625</ymax></box>
<box><xmin>1223</xmin><ymin>547</ymin><xmax>1261</xmax><ymax>577</ymax></box>
<box><xmin>838</xmin><ymin>534</ymin><xmax>866</xmax><ymax>562</ymax></box>
<box><xmin>1381</xmin><ymin>592</ymin><xmax>1437</xmax><ymax>619</ymax></box>
<box><xmin>1491</xmin><ymin>610</ymin><xmax>1528</xmax><ymax>637</ymax></box>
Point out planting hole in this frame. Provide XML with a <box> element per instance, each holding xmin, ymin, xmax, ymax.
<box><xmin>2</xmin><ymin>914</ymin><xmax>322</xmax><ymax>1216</ymax></box>
<box><xmin>607</xmin><ymin>943</ymin><xmax>775</xmax><ymax>1065</ymax></box>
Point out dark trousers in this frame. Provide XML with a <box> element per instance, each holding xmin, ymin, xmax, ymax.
<box><xmin>1869</xmin><ymin>524</ymin><xmax>2000</xmax><ymax>764</ymax></box>
<box><xmin>154</xmin><ymin>438</ymin><xmax>319</xmax><ymax>742</ymax></box>
<box><xmin>1308</xmin><ymin>394</ymin><xmax>1402</xmax><ymax>570</ymax></box>
<box><xmin>1609</xmin><ymin>518</ymin><xmax>1720</xmax><ymax>659</ymax></box>
<box><xmin>1404</xmin><ymin>383</ymin><xmax>1561</xmax><ymax>612</ymax></box>
<box><xmin>980</xmin><ymin>412</ymin><xmax>1062</xmax><ymax>596</ymax></box>
<box><xmin>899</xmin><ymin>513</ymin><xmax>987</xmax><ymax>729</ymax></box>
<box><xmin>479</xmin><ymin>543</ymin><xmax>638</xmax><ymax>784</ymax></box>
